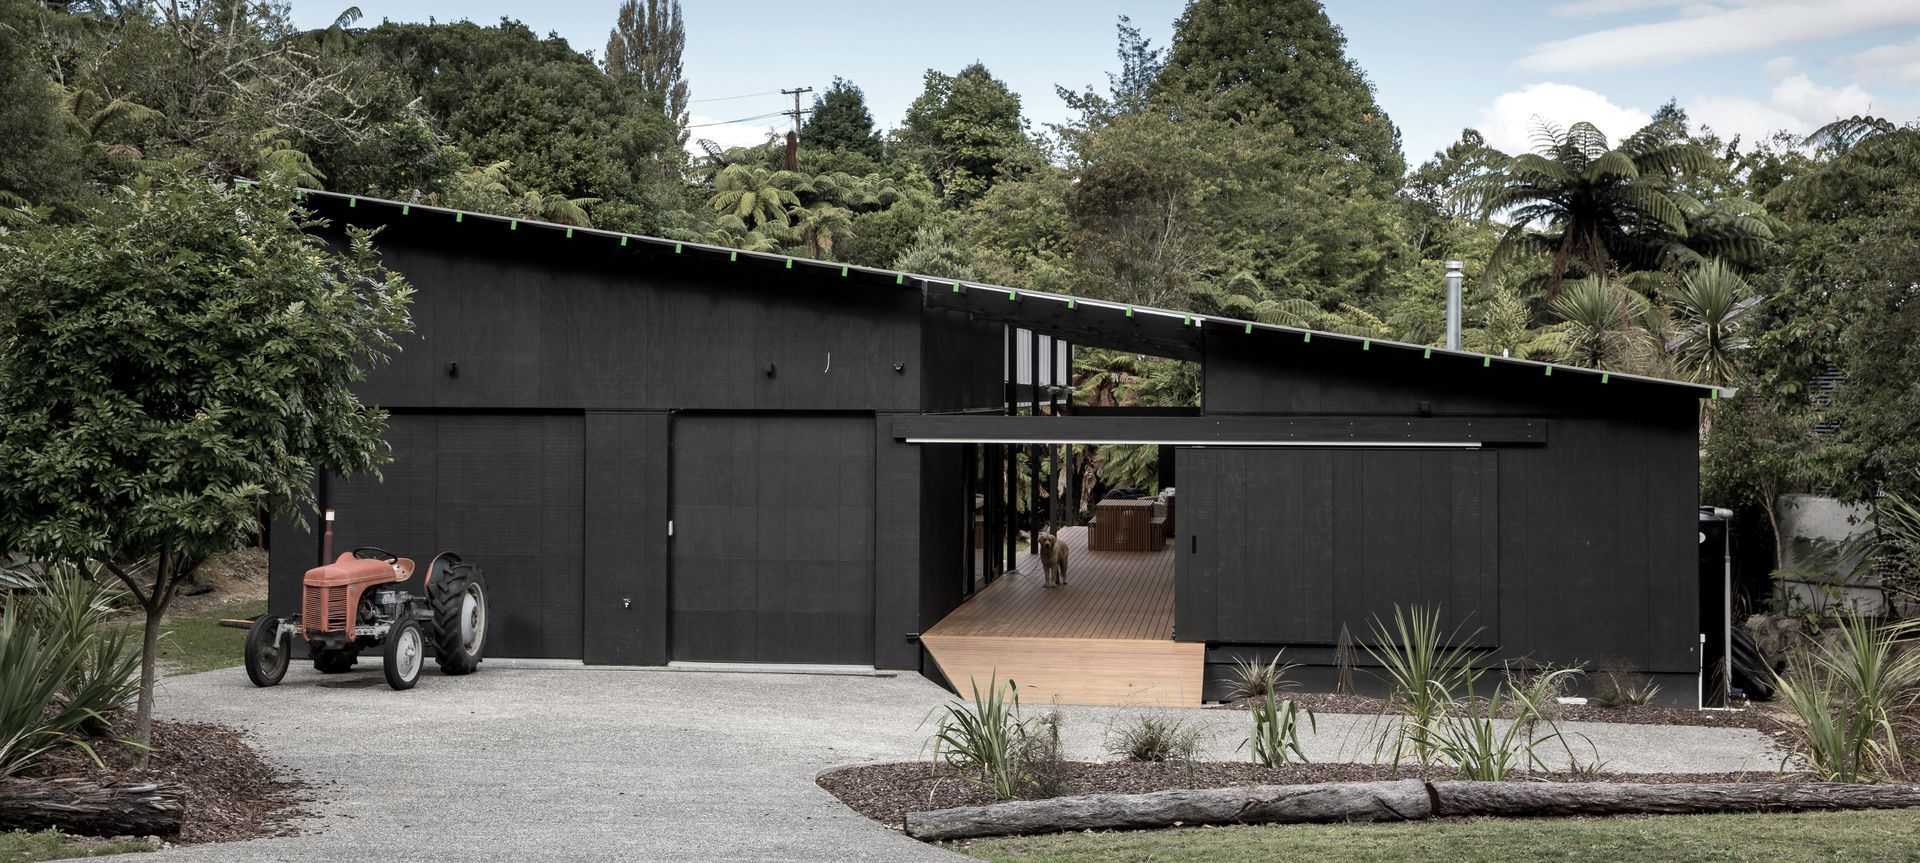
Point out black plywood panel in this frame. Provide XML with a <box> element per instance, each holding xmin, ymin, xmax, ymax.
<box><xmin>325</xmin><ymin>413</ymin><xmax>585</xmax><ymax>660</ymax></box>
<box><xmin>1183</xmin><ymin>447</ymin><xmax>1498</xmax><ymax>647</ymax></box>
<box><xmin>670</xmin><ymin>413</ymin><xmax>875</xmax><ymax>664</ymax></box>
<box><xmin>583</xmin><ymin>411</ymin><xmax>664</xmax><ymax>664</ymax></box>
<box><xmin>333</xmin><ymin>224</ymin><xmax>922</xmax><ymax>413</ymax></box>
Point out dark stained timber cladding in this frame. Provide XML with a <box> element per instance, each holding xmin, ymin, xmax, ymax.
<box><xmin>313</xmin><ymin>215</ymin><xmax>921</xmax><ymax>413</ymax></box>
<box><xmin>669</xmin><ymin>413</ymin><xmax>875</xmax><ymax>664</ymax></box>
<box><xmin>584</xmin><ymin>411</ymin><xmax>667</xmax><ymax>664</ymax></box>
<box><xmin>920</xmin><ymin>310</ymin><xmax>1006</xmax><ymax>413</ymax></box>
<box><xmin>1180</xmin><ymin>447</ymin><xmax>1499</xmax><ymax>647</ymax></box>
<box><xmin>324</xmin><ymin>412</ymin><xmax>586</xmax><ymax>659</ymax></box>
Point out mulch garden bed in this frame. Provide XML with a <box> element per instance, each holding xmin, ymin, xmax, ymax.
<box><xmin>1221</xmin><ymin>691</ymin><xmax>1792</xmax><ymax>735</ymax></box>
<box><xmin>818</xmin><ymin>761</ymin><xmax>1812</xmax><ymax>829</ymax></box>
<box><xmin>26</xmin><ymin>718</ymin><xmax>314</xmax><ymax>844</ymax></box>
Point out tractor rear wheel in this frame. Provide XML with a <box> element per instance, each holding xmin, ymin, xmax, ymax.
<box><xmin>429</xmin><ymin>561</ymin><xmax>488</xmax><ymax>675</ymax></box>
<box><xmin>312</xmin><ymin>648</ymin><xmax>357</xmax><ymax>674</ymax></box>
<box><xmin>384</xmin><ymin>618</ymin><xmax>424</xmax><ymax>690</ymax></box>
<box><xmin>244</xmin><ymin>616</ymin><xmax>288</xmax><ymax>687</ymax></box>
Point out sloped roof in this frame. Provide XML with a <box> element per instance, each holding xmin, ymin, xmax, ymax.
<box><xmin>285</xmin><ymin>186</ymin><xmax>1730</xmax><ymax>400</ymax></box>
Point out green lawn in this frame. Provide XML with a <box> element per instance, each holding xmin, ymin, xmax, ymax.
<box><xmin>0</xmin><ymin>830</ymin><xmax>151</xmax><ymax>862</ymax></box>
<box><xmin>124</xmin><ymin>599</ymin><xmax>266</xmax><ymax>676</ymax></box>
<box><xmin>957</xmin><ymin>810</ymin><xmax>1920</xmax><ymax>863</ymax></box>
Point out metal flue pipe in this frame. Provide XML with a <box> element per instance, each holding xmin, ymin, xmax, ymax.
<box><xmin>1445</xmin><ymin>260</ymin><xmax>1465</xmax><ymax>351</ymax></box>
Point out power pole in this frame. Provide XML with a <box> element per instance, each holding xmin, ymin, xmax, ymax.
<box><xmin>780</xmin><ymin>86</ymin><xmax>813</xmax><ymax>171</ymax></box>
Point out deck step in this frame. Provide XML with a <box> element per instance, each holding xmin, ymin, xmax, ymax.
<box><xmin>921</xmin><ymin>634</ymin><xmax>1204</xmax><ymax>707</ymax></box>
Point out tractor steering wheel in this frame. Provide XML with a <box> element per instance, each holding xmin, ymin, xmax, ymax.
<box><xmin>350</xmin><ymin>547</ymin><xmax>399</xmax><ymax>562</ymax></box>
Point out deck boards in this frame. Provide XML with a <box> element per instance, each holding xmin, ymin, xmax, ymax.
<box><xmin>923</xmin><ymin>527</ymin><xmax>1202</xmax><ymax>706</ymax></box>
<box><xmin>931</xmin><ymin>527</ymin><xmax>1174</xmax><ymax>640</ymax></box>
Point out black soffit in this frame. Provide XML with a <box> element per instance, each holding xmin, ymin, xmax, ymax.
<box><xmin>279</xmin><ymin>185</ymin><xmax>1729</xmax><ymax>400</ymax></box>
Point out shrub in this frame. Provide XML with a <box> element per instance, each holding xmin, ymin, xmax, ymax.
<box><xmin>1225</xmin><ymin>652</ymin><xmax>1297</xmax><ymax>701</ymax></box>
<box><xmin>1430</xmin><ymin>668</ymin><xmax>1581</xmax><ymax>780</ymax></box>
<box><xmin>1770</xmin><ymin>615</ymin><xmax>1920</xmax><ymax>782</ymax></box>
<box><xmin>1364</xmin><ymin>604</ymin><xmax>1484</xmax><ymax>764</ymax></box>
<box><xmin>0</xmin><ymin>563</ymin><xmax>140</xmax><ymax>776</ymax></box>
<box><xmin>1590</xmin><ymin>659</ymin><xmax>1661</xmax><ymax>708</ymax></box>
<box><xmin>1242</xmin><ymin>693</ymin><xmax>1315</xmax><ymax>767</ymax></box>
<box><xmin>1105</xmin><ymin>713</ymin><xmax>1202</xmax><ymax>764</ymax></box>
<box><xmin>928</xmin><ymin>677</ymin><xmax>1070</xmax><ymax>800</ymax></box>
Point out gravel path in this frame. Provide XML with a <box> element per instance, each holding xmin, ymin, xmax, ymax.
<box><xmin>146</xmin><ymin>663</ymin><xmax>1789</xmax><ymax>862</ymax></box>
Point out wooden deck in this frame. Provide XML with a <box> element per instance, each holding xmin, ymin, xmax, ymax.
<box><xmin>922</xmin><ymin>527</ymin><xmax>1204</xmax><ymax>706</ymax></box>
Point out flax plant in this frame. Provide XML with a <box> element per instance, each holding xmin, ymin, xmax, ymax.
<box><xmin>1771</xmin><ymin>615</ymin><xmax>1920</xmax><ymax>782</ymax></box>
<box><xmin>1364</xmin><ymin>604</ymin><xmax>1485</xmax><ymax>765</ymax></box>
<box><xmin>928</xmin><ymin>677</ymin><xmax>1035</xmax><ymax>800</ymax></box>
<box><xmin>1242</xmin><ymin>693</ymin><xmax>1315</xmax><ymax>767</ymax></box>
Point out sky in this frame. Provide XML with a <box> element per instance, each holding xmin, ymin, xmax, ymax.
<box><xmin>293</xmin><ymin>0</ymin><xmax>1920</xmax><ymax>164</ymax></box>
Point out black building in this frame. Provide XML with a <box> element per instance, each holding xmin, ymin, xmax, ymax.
<box><xmin>269</xmin><ymin>190</ymin><xmax>1723</xmax><ymax>707</ymax></box>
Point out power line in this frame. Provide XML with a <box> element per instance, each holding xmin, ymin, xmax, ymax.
<box><xmin>688</xmin><ymin>89</ymin><xmax>784</xmax><ymax>104</ymax></box>
<box><xmin>684</xmin><ymin>111</ymin><xmax>786</xmax><ymax>129</ymax></box>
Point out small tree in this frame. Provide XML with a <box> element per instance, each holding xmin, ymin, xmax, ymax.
<box><xmin>0</xmin><ymin>180</ymin><xmax>412</xmax><ymax>766</ymax></box>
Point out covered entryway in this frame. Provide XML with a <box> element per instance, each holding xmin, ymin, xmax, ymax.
<box><xmin>326</xmin><ymin>412</ymin><xmax>586</xmax><ymax>659</ymax></box>
<box><xmin>919</xmin><ymin>525</ymin><xmax>1203</xmax><ymax>706</ymax></box>
<box><xmin>669</xmin><ymin>413</ymin><xmax>875</xmax><ymax>664</ymax></box>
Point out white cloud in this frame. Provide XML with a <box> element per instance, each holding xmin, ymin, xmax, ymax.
<box><xmin>1475</xmin><ymin>83</ymin><xmax>1654</xmax><ymax>154</ymax></box>
<box><xmin>682</xmin><ymin>115</ymin><xmax>785</xmax><ymax>158</ymax></box>
<box><xmin>1523</xmin><ymin>0</ymin><xmax>1920</xmax><ymax>72</ymax></box>
<box><xmin>1690</xmin><ymin>67</ymin><xmax>1877</xmax><ymax>143</ymax></box>
<box><xmin>1841</xmin><ymin>35</ymin><xmax>1920</xmax><ymax>88</ymax></box>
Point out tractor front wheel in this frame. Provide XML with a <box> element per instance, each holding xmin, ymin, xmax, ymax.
<box><xmin>429</xmin><ymin>561</ymin><xmax>488</xmax><ymax>675</ymax></box>
<box><xmin>384</xmin><ymin>619</ymin><xmax>424</xmax><ymax>690</ymax></box>
<box><xmin>312</xmin><ymin>648</ymin><xmax>358</xmax><ymax>674</ymax></box>
<box><xmin>244</xmin><ymin>616</ymin><xmax>288</xmax><ymax>687</ymax></box>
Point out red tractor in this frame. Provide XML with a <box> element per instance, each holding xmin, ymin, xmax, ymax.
<box><xmin>242</xmin><ymin>548</ymin><xmax>490</xmax><ymax>690</ymax></box>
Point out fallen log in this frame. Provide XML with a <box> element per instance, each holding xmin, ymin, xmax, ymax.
<box><xmin>0</xmin><ymin>777</ymin><xmax>184</xmax><ymax>837</ymax></box>
<box><xmin>1430</xmin><ymin>781</ymin><xmax>1920</xmax><ymax>818</ymax></box>
<box><xmin>903</xmin><ymin>779</ymin><xmax>1430</xmax><ymax>842</ymax></box>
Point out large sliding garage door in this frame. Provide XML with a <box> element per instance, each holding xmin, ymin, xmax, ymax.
<box><xmin>328</xmin><ymin>413</ymin><xmax>585</xmax><ymax>659</ymax></box>
<box><xmin>669</xmin><ymin>414</ymin><xmax>874</xmax><ymax>664</ymax></box>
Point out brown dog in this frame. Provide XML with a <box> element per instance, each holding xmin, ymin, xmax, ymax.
<box><xmin>1037</xmin><ymin>531</ymin><xmax>1070</xmax><ymax>588</ymax></box>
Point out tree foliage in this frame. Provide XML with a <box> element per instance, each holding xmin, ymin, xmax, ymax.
<box><xmin>1157</xmin><ymin>0</ymin><xmax>1404</xmax><ymax>186</ymax></box>
<box><xmin>803</xmin><ymin>77</ymin><xmax>882</xmax><ymax>161</ymax></box>
<box><xmin>897</xmin><ymin>63</ymin><xmax>1029</xmax><ymax>204</ymax></box>
<box><xmin>0</xmin><ymin>179</ymin><xmax>412</xmax><ymax>763</ymax></box>
<box><xmin>604</xmin><ymin>0</ymin><xmax>689</xmax><ymax>138</ymax></box>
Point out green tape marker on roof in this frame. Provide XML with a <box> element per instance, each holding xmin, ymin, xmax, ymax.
<box><xmin>401</xmin><ymin>204</ymin><xmax>410</xmax><ymax>215</ymax></box>
<box><xmin>1483</xmin><ymin>356</ymin><xmax>1492</xmax><ymax>367</ymax></box>
<box><xmin>566</xmin><ymin>228</ymin><xmax>574</xmax><ymax>238</ymax></box>
<box><xmin>1184</xmin><ymin>315</ymin><xmax>1192</xmax><ymax>326</ymax></box>
<box><xmin>730</xmin><ymin>250</ymin><xmax>738</xmax><ymax>262</ymax></box>
<box><xmin>509</xmin><ymin>220</ymin><xmax>517</xmax><ymax>231</ymax></box>
<box><xmin>620</xmin><ymin>236</ymin><xmax>627</xmax><ymax>246</ymax></box>
<box><xmin>1423</xmin><ymin>348</ymin><xmax>1432</xmax><ymax>359</ymax></box>
<box><xmin>348</xmin><ymin>197</ymin><xmax>357</xmax><ymax>208</ymax></box>
<box><xmin>1713</xmin><ymin>388</ymin><xmax>1722</xmax><ymax>399</ymax></box>
<box><xmin>674</xmin><ymin>243</ymin><xmax>682</xmax><ymax>253</ymax></box>
<box><xmin>1601</xmin><ymin>373</ymin><xmax>1610</xmax><ymax>383</ymax></box>
<box><xmin>785</xmin><ymin>258</ymin><xmax>793</xmax><ymax>269</ymax></box>
<box><xmin>1303</xmin><ymin>332</ymin><xmax>1312</xmax><ymax>343</ymax></box>
<box><xmin>455</xmin><ymin>212</ymin><xmax>463</xmax><ymax>223</ymax></box>
<box><xmin>1126</xmin><ymin>307</ymin><xmax>1134</xmax><ymax>317</ymax></box>
<box><xmin>1067</xmin><ymin>299</ymin><xmax>1077</xmax><ymax>310</ymax></box>
<box><xmin>1244</xmin><ymin>322</ymin><xmax>1252</xmax><ymax>334</ymax></box>
<box><xmin>1545</xmin><ymin>365</ymin><xmax>1553</xmax><ymax>376</ymax></box>
<box><xmin>896</xmin><ymin>273</ymin><xmax>904</xmax><ymax>285</ymax></box>
<box><xmin>841</xmin><ymin>265</ymin><xmax>849</xmax><ymax>277</ymax></box>
<box><xmin>1010</xmin><ymin>290</ymin><xmax>1018</xmax><ymax>300</ymax></box>
<box><xmin>1363</xmin><ymin>340</ymin><xmax>1372</xmax><ymax>351</ymax></box>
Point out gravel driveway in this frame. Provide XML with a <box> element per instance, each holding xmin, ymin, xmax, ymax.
<box><xmin>147</xmin><ymin>662</ymin><xmax>1788</xmax><ymax>863</ymax></box>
